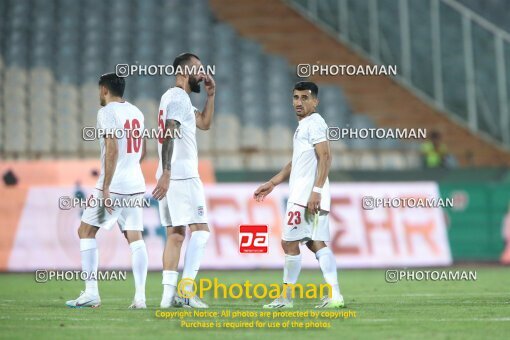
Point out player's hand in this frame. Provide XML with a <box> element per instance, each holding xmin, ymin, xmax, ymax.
<box><xmin>103</xmin><ymin>188</ymin><xmax>114</xmax><ymax>214</ymax></box>
<box><xmin>253</xmin><ymin>181</ymin><xmax>275</xmax><ymax>202</ymax></box>
<box><xmin>203</xmin><ymin>74</ymin><xmax>215</xmax><ymax>97</ymax></box>
<box><xmin>307</xmin><ymin>192</ymin><xmax>321</xmax><ymax>215</ymax></box>
<box><xmin>304</xmin><ymin>209</ymin><xmax>313</xmax><ymax>224</ymax></box>
<box><xmin>152</xmin><ymin>172</ymin><xmax>170</xmax><ymax>200</ymax></box>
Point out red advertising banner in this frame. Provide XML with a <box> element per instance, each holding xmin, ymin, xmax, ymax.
<box><xmin>6</xmin><ymin>183</ymin><xmax>451</xmax><ymax>271</ymax></box>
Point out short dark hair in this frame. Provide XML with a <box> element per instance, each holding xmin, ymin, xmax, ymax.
<box><xmin>173</xmin><ymin>52</ymin><xmax>200</xmax><ymax>70</ymax></box>
<box><xmin>293</xmin><ymin>81</ymin><xmax>319</xmax><ymax>97</ymax></box>
<box><xmin>98</xmin><ymin>73</ymin><xmax>125</xmax><ymax>97</ymax></box>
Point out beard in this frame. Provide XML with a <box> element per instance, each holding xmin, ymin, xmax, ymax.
<box><xmin>189</xmin><ymin>76</ymin><xmax>201</xmax><ymax>93</ymax></box>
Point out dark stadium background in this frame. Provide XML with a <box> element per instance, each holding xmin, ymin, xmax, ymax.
<box><xmin>0</xmin><ymin>0</ymin><xmax>509</xmax><ymax>339</ymax></box>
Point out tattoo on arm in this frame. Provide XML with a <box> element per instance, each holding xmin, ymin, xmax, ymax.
<box><xmin>161</xmin><ymin>119</ymin><xmax>180</xmax><ymax>171</ymax></box>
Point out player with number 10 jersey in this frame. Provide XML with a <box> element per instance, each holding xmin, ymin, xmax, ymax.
<box><xmin>66</xmin><ymin>73</ymin><xmax>148</xmax><ymax>310</ymax></box>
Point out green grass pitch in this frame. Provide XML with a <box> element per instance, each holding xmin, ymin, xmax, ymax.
<box><xmin>0</xmin><ymin>267</ymin><xmax>509</xmax><ymax>339</ymax></box>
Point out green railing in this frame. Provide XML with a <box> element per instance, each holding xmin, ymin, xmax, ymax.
<box><xmin>287</xmin><ymin>0</ymin><xmax>510</xmax><ymax>150</ymax></box>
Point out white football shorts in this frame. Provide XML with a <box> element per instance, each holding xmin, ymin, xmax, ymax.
<box><xmin>158</xmin><ymin>177</ymin><xmax>208</xmax><ymax>227</ymax></box>
<box><xmin>81</xmin><ymin>189</ymin><xmax>144</xmax><ymax>231</ymax></box>
<box><xmin>282</xmin><ymin>202</ymin><xmax>330</xmax><ymax>242</ymax></box>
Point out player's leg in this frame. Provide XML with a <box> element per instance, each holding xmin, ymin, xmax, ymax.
<box><xmin>305</xmin><ymin>212</ymin><xmax>344</xmax><ymax>308</ymax></box>
<box><xmin>117</xmin><ymin>195</ymin><xmax>148</xmax><ymax>309</ymax></box>
<box><xmin>158</xmin><ymin>193</ymin><xmax>180</xmax><ymax>308</ymax></box>
<box><xmin>124</xmin><ymin>230</ymin><xmax>148</xmax><ymax>309</ymax></box>
<box><xmin>161</xmin><ymin>225</ymin><xmax>186</xmax><ymax>308</ymax></box>
<box><xmin>283</xmin><ymin>239</ymin><xmax>302</xmax><ymax>291</ymax></box>
<box><xmin>66</xmin><ymin>189</ymin><xmax>122</xmax><ymax>308</ymax></box>
<box><xmin>182</xmin><ymin>178</ymin><xmax>210</xmax><ymax>287</ymax></box>
<box><xmin>174</xmin><ymin>178</ymin><xmax>210</xmax><ymax>308</ymax></box>
<box><xmin>264</xmin><ymin>204</ymin><xmax>304</xmax><ymax>309</ymax></box>
<box><xmin>78</xmin><ymin>222</ymin><xmax>100</xmax><ymax>298</ymax></box>
<box><xmin>282</xmin><ymin>204</ymin><xmax>305</xmax><ymax>297</ymax></box>
<box><xmin>264</xmin><ymin>240</ymin><xmax>301</xmax><ymax>309</ymax></box>
<box><xmin>172</xmin><ymin>223</ymin><xmax>210</xmax><ymax>308</ymax></box>
<box><xmin>182</xmin><ymin>223</ymin><xmax>210</xmax><ymax>287</ymax></box>
<box><xmin>282</xmin><ymin>240</ymin><xmax>302</xmax><ymax>298</ymax></box>
<box><xmin>306</xmin><ymin>240</ymin><xmax>342</xmax><ymax>299</ymax></box>
<box><xmin>66</xmin><ymin>221</ymin><xmax>101</xmax><ymax>308</ymax></box>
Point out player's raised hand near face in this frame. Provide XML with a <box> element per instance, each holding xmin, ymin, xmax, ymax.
<box><xmin>203</xmin><ymin>74</ymin><xmax>215</xmax><ymax>97</ymax></box>
<box><xmin>254</xmin><ymin>181</ymin><xmax>275</xmax><ymax>202</ymax></box>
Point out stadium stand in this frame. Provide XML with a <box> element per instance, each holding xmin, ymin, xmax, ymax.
<box><xmin>4</xmin><ymin>0</ymin><xmax>507</xmax><ymax>168</ymax></box>
<box><xmin>459</xmin><ymin>0</ymin><xmax>510</xmax><ymax>34</ymax></box>
<box><xmin>210</xmin><ymin>0</ymin><xmax>510</xmax><ymax>167</ymax></box>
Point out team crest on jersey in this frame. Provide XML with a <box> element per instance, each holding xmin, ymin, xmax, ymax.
<box><xmin>197</xmin><ymin>206</ymin><xmax>204</xmax><ymax>216</ymax></box>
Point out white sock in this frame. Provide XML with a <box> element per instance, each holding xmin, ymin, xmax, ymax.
<box><xmin>316</xmin><ymin>247</ymin><xmax>341</xmax><ymax>300</ymax></box>
<box><xmin>182</xmin><ymin>230</ymin><xmax>210</xmax><ymax>287</ymax></box>
<box><xmin>130</xmin><ymin>240</ymin><xmax>148</xmax><ymax>302</ymax></box>
<box><xmin>283</xmin><ymin>254</ymin><xmax>302</xmax><ymax>299</ymax></box>
<box><xmin>162</xmin><ymin>270</ymin><xmax>179</xmax><ymax>299</ymax></box>
<box><xmin>80</xmin><ymin>238</ymin><xmax>98</xmax><ymax>296</ymax></box>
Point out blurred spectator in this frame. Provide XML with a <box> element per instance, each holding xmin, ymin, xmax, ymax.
<box><xmin>74</xmin><ymin>181</ymin><xmax>86</xmax><ymax>217</ymax></box>
<box><xmin>74</xmin><ymin>181</ymin><xmax>85</xmax><ymax>201</ymax></box>
<box><xmin>420</xmin><ymin>131</ymin><xmax>449</xmax><ymax>168</ymax></box>
<box><xmin>2</xmin><ymin>169</ymin><xmax>18</xmax><ymax>186</ymax></box>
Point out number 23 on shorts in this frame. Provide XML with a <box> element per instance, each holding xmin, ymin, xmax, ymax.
<box><xmin>287</xmin><ymin>210</ymin><xmax>302</xmax><ymax>225</ymax></box>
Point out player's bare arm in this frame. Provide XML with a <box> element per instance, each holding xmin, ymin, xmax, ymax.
<box><xmin>139</xmin><ymin>138</ymin><xmax>147</xmax><ymax>163</ymax></box>
<box><xmin>254</xmin><ymin>161</ymin><xmax>292</xmax><ymax>202</ymax></box>
<box><xmin>102</xmin><ymin>135</ymin><xmax>118</xmax><ymax>214</ymax></box>
<box><xmin>308</xmin><ymin>140</ymin><xmax>331</xmax><ymax>215</ymax></box>
<box><xmin>195</xmin><ymin>74</ymin><xmax>215</xmax><ymax>130</ymax></box>
<box><xmin>152</xmin><ymin>119</ymin><xmax>180</xmax><ymax>200</ymax></box>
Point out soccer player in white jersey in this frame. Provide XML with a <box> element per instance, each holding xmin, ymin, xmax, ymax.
<box><xmin>152</xmin><ymin>53</ymin><xmax>215</xmax><ymax>309</ymax></box>
<box><xmin>66</xmin><ymin>73</ymin><xmax>148</xmax><ymax>309</ymax></box>
<box><xmin>254</xmin><ymin>81</ymin><xmax>344</xmax><ymax>309</ymax></box>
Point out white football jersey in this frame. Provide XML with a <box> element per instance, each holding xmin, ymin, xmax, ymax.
<box><xmin>156</xmin><ymin>87</ymin><xmax>199</xmax><ymax>180</ymax></box>
<box><xmin>95</xmin><ymin>101</ymin><xmax>146</xmax><ymax>194</ymax></box>
<box><xmin>288</xmin><ymin>112</ymin><xmax>331</xmax><ymax>211</ymax></box>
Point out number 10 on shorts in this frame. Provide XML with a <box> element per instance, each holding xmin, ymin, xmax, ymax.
<box><xmin>239</xmin><ymin>225</ymin><xmax>269</xmax><ymax>254</ymax></box>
